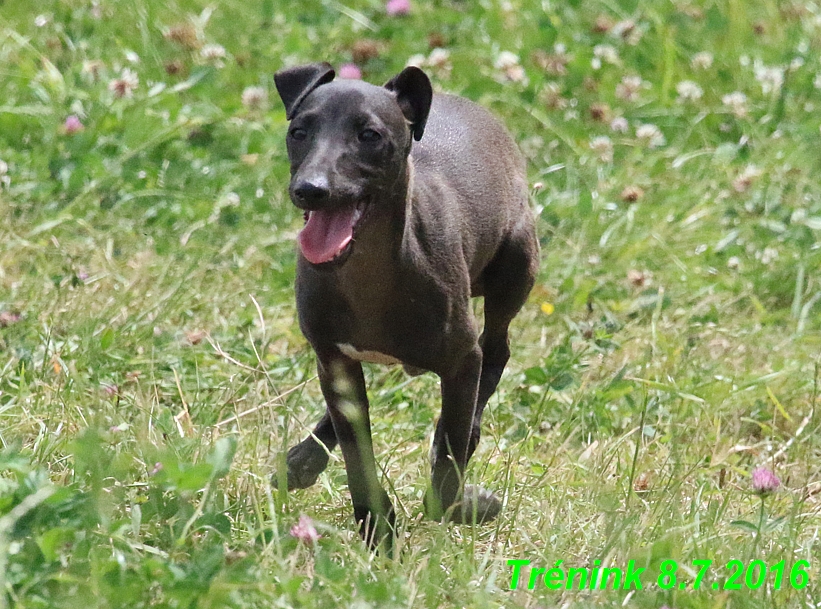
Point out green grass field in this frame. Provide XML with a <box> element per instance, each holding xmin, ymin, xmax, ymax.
<box><xmin>1</xmin><ymin>0</ymin><xmax>820</xmax><ymax>607</ymax></box>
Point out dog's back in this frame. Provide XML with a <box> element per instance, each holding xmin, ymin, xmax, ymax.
<box><xmin>409</xmin><ymin>93</ymin><xmax>531</xmax><ymax>286</ymax></box>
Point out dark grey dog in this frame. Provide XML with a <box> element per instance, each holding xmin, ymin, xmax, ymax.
<box><xmin>274</xmin><ymin>62</ymin><xmax>538</xmax><ymax>551</ymax></box>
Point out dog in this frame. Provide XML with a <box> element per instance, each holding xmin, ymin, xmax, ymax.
<box><xmin>273</xmin><ymin>62</ymin><xmax>539</xmax><ymax>551</ymax></box>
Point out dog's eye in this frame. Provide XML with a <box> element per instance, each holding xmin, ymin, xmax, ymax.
<box><xmin>358</xmin><ymin>129</ymin><xmax>381</xmax><ymax>143</ymax></box>
<box><xmin>289</xmin><ymin>128</ymin><xmax>308</xmax><ymax>141</ymax></box>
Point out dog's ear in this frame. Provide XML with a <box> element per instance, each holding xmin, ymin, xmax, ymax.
<box><xmin>274</xmin><ymin>62</ymin><xmax>336</xmax><ymax>120</ymax></box>
<box><xmin>385</xmin><ymin>66</ymin><xmax>432</xmax><ymax>141</ymax></box>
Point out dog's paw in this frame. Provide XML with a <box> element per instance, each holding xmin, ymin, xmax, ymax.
<box><xmin>424</xmin><ymin>485</ymin><xmax>502</xmax><ymax>524</ymax></box>
<box><xmin>273</xmin><ymin>440</ymin><xmax>330</xmax><ymax>490</ymax></box>
<box><xmin>448</xmin><ymin>485</ymin><xmax>502</xmax><ymax>524</ymax></box>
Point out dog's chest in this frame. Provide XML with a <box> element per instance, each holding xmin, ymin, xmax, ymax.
<box><xmin>336</xmin><ymin>342</ymin><xmax>403</xmax><ymax>366</ymax></box>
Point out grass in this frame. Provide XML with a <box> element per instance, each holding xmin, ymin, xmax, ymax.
<box><xmin>0</xmin><ymin>0</ymin><xmax>820</xmax><ymax>607</ymax></box>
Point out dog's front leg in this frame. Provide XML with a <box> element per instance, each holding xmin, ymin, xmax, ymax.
<box><xmin>279</xmin><ymin>410</ymin><xmax>337</xmax><ymax>490</ymax></box>
<box><xmin>427</xmin><ymin>345</ymin><xmax>502</xmax><ymax>524</ymax></box>
<box><xmin>318</xmin><ymin>354</ymin><xmax>395</xmax><ymax>552</ymax></box>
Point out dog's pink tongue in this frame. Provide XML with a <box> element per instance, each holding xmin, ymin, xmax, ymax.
<box><xmin>298</xmin><ymin>206</ymin><xmax>356</xmax><ymax>264</ymax></box>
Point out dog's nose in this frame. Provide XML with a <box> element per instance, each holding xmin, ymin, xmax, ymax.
<box><xmin>293</xmin><ymin>178</ymin><xmax>330</xmax><ymax>204</ymax></box>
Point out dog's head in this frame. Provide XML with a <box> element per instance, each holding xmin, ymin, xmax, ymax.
<box><xmin>274</xmin><ymin>62</ymin><xmax>432</xmax><ymax>266</ymax></box>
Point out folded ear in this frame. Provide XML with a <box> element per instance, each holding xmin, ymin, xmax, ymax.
<box><xmin>274</xmin><ymin>62</ymin><xmax>335</xmax><ymax>119</ymax></box>
<box><xmin>384</xmin><ymin>66</ymin><xmax>432</xmax><ymax>141</ymax></box>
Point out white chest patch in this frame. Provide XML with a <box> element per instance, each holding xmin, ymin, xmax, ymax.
<box><xmin>337</xmin><ymin>343</ymin><xmax>403</xmax><ymax>366</ymax></box>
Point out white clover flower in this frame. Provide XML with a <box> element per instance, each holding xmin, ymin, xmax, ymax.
<box><xmin>494</xmin><ymin>52</ymin><xmax>527</xmax><ymax>84</ymax></box>
<box><xmin>494</xmin><ymin>51</ymin><xmax>520</xmax><ymax>70</ymax></box>
<box><xmin>754</xmin><ymin>61</ymin><xmax>784</xmax><ymax>95</ymax></box>
<box><xmin>108</xmin><ymin>68</ymin><xmax>139</xmax><ymax>98</ymax></box>
<box><xmin>201</xmin><ymin>44</ymin><xmax>227</xmax><ymax>67</ymax></box>
<box><xmin>691</xmin><ymin>52</ymin><xmax>714</xmax><ymax>70</ymax></box>
<box><xmin>636</xmin><ymin>123</ymin><xmax>665</xmax><ymax>148</ymax></box>
<box><xmin>426</xmin><ymin>48</ymin><xmax>453</xmax><ymax>78</ymax></box>
<box><xmin>732</xmin><ymin>164</ymin><xmax>761</xmax><ymax>192</ymax></box>
<box><xmin>519</xmin><ymin>135</ymin><xmax>545</xmax><ymax>159</ymax></box>
<box><xmin>727</xmin><ymin>256</ymin><xmax>740</xmax><ymax>270</ymax></box>
<box><xmin>241</xmin><ymin>86</ymin><xmax>267</xmax><ymax>110</ymax></box>
<box><xmin>407</xmin><ymin>49</ymin><xmax>452</xmax><ymax>78</ymax></box>
<box><xmin>610</xmin><ymin>116</ymin><xmax>629</xmax><ymax>133</ymax></box>
<box><xmin>676</xmin><ymin>80</ymin><xmax>703</xmax><ymax>102</ymax></box>
<box><xmin>34</xmin><ymin>14</ymin><xmax>49</xmax><ymax>27</ymax></box>
<box><xmin>504</xmin><ymin>65</ymin><xmax>528</xmax><ymax>83</ymax></box>
<box><xmin>428</xmin><ymin>48</ymin><xmax>450</xmax><ymax>68</ymax></box>
<box><xmin>593</xmin><ymin>44</ymin><xmax>619</xmax><ymax>65</ymax></box>
<box><xmin>616</xmin><ymin>75</ymin><xmax>644</xmax><ymax>102</ymax></box>
<box><xmin>406</xmin><ymin>54</ymin><xmax>426</xmax><ymax>68</ymax></box>
<box><xmin>590</xmin><ymin>135</ymin><xmax>614</xmax><ymax>162</ymax></box>
<box><xmin>82</xmin><ymin>59</ymin><xmax>105</xmax><ymax>81</ymax></box>
<box><xmin>539</xmin><ymin>82</ymin><xmax>567</xmax><ymax>110</ymax></box>
<box><xmin>0</xmin><ymin>158</ymin><xmax>9</xmax><ymax>189</ymax></box>
<box><xmin>722</xmin><ymin>91</ymin><xmax>748</xmax><ymax>117</ymax></box>
<box><xmin>761</xmin><ymin>247</ymin><xmax>778</xmax><ymax>265</ymax></box>
<box><xmin>611</xmin><ymin>19</ymin><xmax>642</xmax><ymax>45</ymax></box>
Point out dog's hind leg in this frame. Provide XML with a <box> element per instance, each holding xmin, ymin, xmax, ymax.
<box><xmin>426</xmin><ymin>225</ymin><xmax>537</xmax><ymax>524</ymax></box>
<box><xmin>472</xmin><ymin>224</ymin><xmax>538</xmax><ymax>455</ymax></box>
<box><xmin>280</xmin><ymin>409</ymin><xmax>338</xmax><ymax>490</ymax></box>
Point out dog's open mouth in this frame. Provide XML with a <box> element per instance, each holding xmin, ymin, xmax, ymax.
<box><xmin>297</xmin><ymin>200</ymin><xmax>368</xmax><ymax>265</ymax></box>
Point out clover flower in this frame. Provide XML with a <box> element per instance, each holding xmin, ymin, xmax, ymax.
<box><xmin>494</xmin><ymin>51</ymin><xmax>527</xmax><ymax>84</ymax></box>
<box><xmin>351</xmin><ymin>39</ymin><xmax>381</xmax><ymax>63</ymax></box>
<box><xmin>164</xmin><ymin>22</ymin><xmax>200</xmax><ymax>49</ymax></box>
<box><xmin>732</xmin><ymin>164</ymin><xmax>761</xmax><ymax>192</ymax></box>
<box><xmin>676</xmin><ymin>80</ymin><xmax>703</xmax><ymax>103</ymax></box>
<box><xmin>338</xmin><ymin>63</ymin><xmax>362</xmax><ymax>80</ymax></box>
<box><xmin>616</xmin><ymin>74</ymin><xmax>644</xmax><ymax>102</ymax></box>
<box><xmin>759</xmin><ymin>247</ymin><xmax>778</xmax><ymax>265</ymax></box>
<box><xmin>290</xmin><ymin>515</ymin><xmax>321</xmax><ymax>543</ymax></box>
<box><xmin>621</xmin><ymin>185</ymin><xmax>644</xmax><ymax>202</ymax></box>
<box><xmin>64</xmin><ymin>115</ymin><xmax>84</xmax><ymax>134</ymax></box>
<box><xmin>108</xmin><ymin>68</ymin><xmax>139</xmax><ymax>98</ymax></box>
<box><xmin>82</xmin><ymin>59</ymin><xmax>105</xmax><ymax>81</ymax></box>
<box><xmin>539</xmin><ymin>82</ymin><xmax>567</xmax><ymax>110</ymax></box>
<box><xmin>590</xmin><ymin>135</ymin><xmax>614</xmax><ymax>162</ymax></box>
<box><xmin>200</xmin><ymin>44</ymin><xmax>227</xmax><ymax>67</ymax></box>
<box><xmin>751</xmin><ymin>467</ymin><xmax>779</xmax><ymax>495</ymax></box>
<box><xmin>533</xmin><ymin>44</ymin><xmax>572</xmax><ymax>76</ymax></box>
<box><xmin>386</xmin><ymin>0</ymin><xmax>410</xmax><ymax>16</ymax></box>
<box><xmin>754</xmin><ymin>61</ymin><xmax>784</xmax><ymax>95</ymax></box>
<box><xmin>610</xmin><ymin>19</ymin><xmax>643</xmax><ymax>45</ymax></box>
<box><xmin>407</xmin><ymin>48</ymin><xmax>452</xmax><ymax>79</ymax></box>
<box><xmin>592</xmin><ymin>44</ymin><xmax>619</xmax><ymax>69</ymax></box>
<box><xmin>691</xmin><ymin>52</ymin><xmax>714</xmax><ymax>70</ymax></box>
<box><xmin>0</xmin><ymin>310</ymin><xmax>20</xmax><ymax>326</ymax></box>
<box><xmin>722</xmin><ymin>91</ymin><xmax>748</xmax><ymax>118</ymax></box>
<box><xmin>589</xmin><ymin>102</ymin><xmax>612</xmax><ymax>123</ymax></box>
<box><xmin>241</xmin><ymin>86</ymin><xmax>267</xmax><ymax>110</ymax></box>
<box><xmin>635</xmin><ymin>123</ymin><xmax>665</xmax><ymax>148</ymax></box>
<box><xmin>610</xmin><ymin>116</ymin><xmax>629</xmax><ymax>133</ymax></box>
